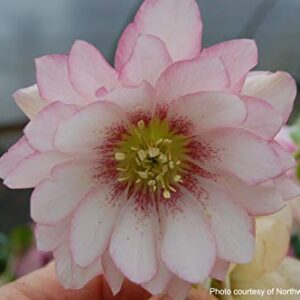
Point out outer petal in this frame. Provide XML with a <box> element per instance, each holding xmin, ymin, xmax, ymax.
<box><xmin>155</xmin><ymin>57</ymin><xmax>229</xmax><ymax>104</ymax></box>
<box><xmin>160</xmin><ymin>192</ymin><xmax>216</xmax><ymax>283</ymax></box>
<box><xmin>4</xmin><ymin>152</ymin><xmax>70</xmax><ymax>189</ymax></box>
<box><xmin>271</xmin><ymin>141</ymin><xmax>296</xmax><ymax>173</ymax></box>
<box><xmin>109</xmin><ymin>197</ymin><xmax>158</xmax><ymax>284</ymax></box>
<box><xmin>13</xmin><ymin>84</ymin><xmax>49</xmax><ymax>119</ymax></box>
<box><xmin>210</xmin><ymin>258</ymin><xmax>230</xmax><ymax>281</ymax></box>
<box><xmin>201</xmin><ymin>39</ymin><xmax>258</xmax><ymax>91</ymax></box>
<box><xmin>68</xmin><ymin>40</ymin><xmax>118</xmax><ymax>100</ymax></box>
<box><xmin>201</xmin><ymin>180</ymin><xmax>255</xmax><ymax>264</ymax></box>
<box><xmin>168</xmin><ymin>92</ymin><xmax>247</xmax><ymax>131</ymax></box>
<box><xmin>119</xmin><ymin>35</ymin><xmax>172</xmax><ymax>86</ymax></box>
<box><xmin>167</xmin><ymin>277</ymin><xmax>191</xmax><ymax>300</ymax></box>
<box><xmin>241</xmin><ymin>96</ymin><xmax>283</xmax><ymax>140</ymax></box>
<box><xmin>242</xmin><ymin>71</ymin><xmax>297</xmax><ymax>122</ymax></box>
<box><xmin>0</xmin><ymin>137</ymin><xmax>34</xmax><ymax>179</ymax></box>
<box><xmin>201</xmin><ymin>128</ymin><xmax>282</xmax><ymax>185</ymax></box>
<box><xmin>54</xmin><ymin>242</ymin><xmax>102</xmax><ymax>289</ymax></box>
<box><xmin>115</xmin><ymin>0</ymin><xmax>202</xmax><ymax>69</ymax></box>
<box><xmin>273</xmin><ymin>175</ymin><xmax>300</xmax><ymax>201</ymax></box>
<box><xmin>35</xmin><ymin>55</ymin><xmax>86</xmax><ymax>105</ymax></box>
<box><xmin>31</xmin><ymin>161</ymin><xmax>94</xmax><ymax>225</ymax></box>
<box><xmin>70</xmin><ymin>185</ymin><xmax>126</xmax><ymax>267</ymax></box>
<box><xmin>54</xmin><ymin>101</ymin><xmax>127</xmax><ymax>153</ymax></box>
<box><xmin>24</xmin><ymin>102</ymin><xmax>78</xmax><ymax>152</ymax></box>
<box><xmin>102</xmin><ymin>251</ymin><xmax>124</xmax><ymax>296</ymax></box>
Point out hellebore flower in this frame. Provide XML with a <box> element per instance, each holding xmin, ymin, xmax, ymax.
<box><xmin>0</xmin><ymin>0</ymin><xmax>299</xmax><ymax>299</ymax></box>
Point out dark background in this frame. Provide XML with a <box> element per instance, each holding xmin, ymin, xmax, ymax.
<box><xmin>1</xmin><ymin>0</ymin><xmax>300</xmax><ymax>232</ymax></box>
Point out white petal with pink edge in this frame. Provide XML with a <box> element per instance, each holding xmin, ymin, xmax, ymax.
<box><xmin>68</xmin><ymin>40</ymin><xmax>118</xmax><ymax>100</ymax></box>
<box><xmin>115</xmin><ymin>0</ymin><xmax>202</xmax><ymax>69</ymax></box>
<box><xmin>54</xmin><ymin>101</ymin><xmax>128</xmax><ymax>153</ymax></box>
<box><xmin>201</xmin><ymin>39</ymin><xmax>258</xmax><ymax>91</ymax></box>
<box><xmin>70</xmin><ymin>185</ymin><xmax>126</xmax><ymax>268</ymax></box>
<box><xmin>119</xmin><ymin>34</ymin><xmax>172</xmax><ymax>86</ymax></box>
<box><xmin>155</xmin><ymin>56</ymin><xmax>229</xmax><ymax>104</ymax></box>
<box><xmin>273</xmin><ymin>175</ymin><xmax>300</xmax><ymax>201</ymax></box>
<box><xmin>242</xmin><ymin>71</ymin><xmax>297</xmax><ymax>122</ymax></box>
<box><xmin>201</xmin><ymin>179</ymin><xmax>255</xmax><ymax>263</ymax></box>
<box><xmin>271</xmin><ymin>141</ymin><xmax>296</xmax><ymax>173</ymax></box>
<box><xmin>35</xmin><ymin>55</ymin><xmax>86</xmax><ymax>105</ymax></box>
<box><xmin>102</xmin><ymin>251</ymin><xmax>124</xmax><ymax>296</ymax></box>
<box><xmin>160</xmin><ymin>192</ymin><xmax>216</xmax><ymax>283</ymax></box>
<box><xmin>109</xmin><ymin>196</ymin><xmax>158</xmax><ymax>284</ymax></box>
<box><xmin>31</xmin><ymin>161</ymin><xmax>94</xmax><ymax>225</ymax></box>
<box><xmin>13</xmin><ymin>84</ymin><xmax>49</xmax><ymax>119</ymax></box>
<box><xmin>168</xmin><ymin>92</ymin><xmax>247</xmax><ymax>131</ymax></box>
<box><xmin>0</xmin><ymin>137</ymin><xmax>34</xmax><ymax>179</ymax></box>
<box><xmin>201</xmin><ymin>128</ymin><xmax>282</xmax><ymax>185</ymax></box>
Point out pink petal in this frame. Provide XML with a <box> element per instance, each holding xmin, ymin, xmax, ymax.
<box><xmin>24</xmin><ymin>102</ymin><xmax>78</xmax><ymax>152</ymax></box>
<box><xmin>70</xmin><ymin>185</ymin><xmax>126</xmax><ymax>267</ymax></box>
<box><xmin>241</xmin><ymin>96</ymin><xmax>283</xmax><ymax>140</ymax></box>
<box><xmin>168</xmin><ymin>92</ymin><xmax>247</xmax><ymax>131</ymax></box>
<box><xmin>142</xmin><ymin>256</ymin><xmax>173</xmax><ymax>295</ymax></box>
<box><xmin>102</xmin><ymin>251</ymin><xmax>124</xmax><ymax>296</ymax></box>
<box><xmin>68</xmin><ymin>40</ymin><xmax>118</xmax><ymax>100</ymax></box>
<box><xmin>13</xmin><ymin>84</ymin><xmax>49</xmax><ymax>119</ymax></box>
<box><xmin>35</xmin><ymin>217</ymin><xmax>70</xmax><ymax>252</ymax></box>
<box><xmin>31</xmin><ymin>161</ymin><xmax>94</xmax><ymax>225</ymax></box>
<box><xmin>160</xmin><ymin>193</ymin><xmax>216</xmax><ymax>283</ymax></box>
<box><xmin>35</xmin><ymin>55</ymin><xmax>86</xmax><ymax>105</ymax></box>
<box><xmin>54</xmin><ymin>101</ymin><xmax>127</xmax><ymax>153</ymax></box>
<box><xmin>0</xmin><ymin>137</ymin><xmax>34</xmax><ymax>179</ymax></box>
<box><xmin>202</xmin><ymin>128</ymin><xmax>282</xmax><ymax>185</ymax></box>
<box><xmin>167</xmin><ymin>277</ymin><xmax>191</xmax><ymax>300</ymax></box>
<box><xmin>271</xmin><ymin>141</ymin><xmax>296</xmax><ymax>173</ymax></box>
<box><xmin>54</xmin><ymin>242</ymin><xmax>102</xmax><ymax>289</ymax></box>
<box><xmin>242</xmin><ymin>71</ymin><xmax>297</xmax><ymax>122</ymax></box>
<box><xmin>201</xmin><ymin>39</ymin><xmax>258</xmax><ymax>91</ymax></box>
<box><xmin>201</xmin><ymin>179</ymin><xmax>255</xmax><ymax>263</ymax></box>
<box><xmin>210</xmin><ymin>258</ymin><xmax>230</xmax><ymax>281</ymax></box>
<box><xmin>119</xmin><ymin>34</ymin><xmax>172</xmax><ymax>86</ymax></box>
<box><xmin>115</xmin><ymin>0</ymin><xmax>202</xmax><ymax>69</ymax></box>
<box><xmin>155</xmin><ymin>56</ymin><xmax>229</xmax><ymax>104</ymax></box>
<box><xmin>4</xmin><ymin>152</ymin><xmax>69</xmax><ymax>189</ymax></box>
<box><xmin>109</xmin><ymin>197</ymin><xmax>158</xmax><ymax>284</ymax></box>
<box><xmin>274</xmin><ymin>175</ymin><xmax>300</xmax><ymax>201</ymax></box>
<box><xmin>223</xmin><ymin>176</ymin><xmax>285</xmax><ymax>216</ymax></box>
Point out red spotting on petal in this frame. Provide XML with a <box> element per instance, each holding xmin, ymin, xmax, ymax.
<box><xmin>68</xmin><ymin>40</ymin><xmax>118</xmax><ymax>101</ymax></box>
<box><xmin>119</xmin><ymin>34</ymin><xmax>172</xmax><ymax>86</ymax></box>
<box><xmin>0</xmin><ymin>137</ymin><xmax>35</xmax><ymax>179</ymax></box>
<box><xmin>155</xmin><ymin>56</ymin><xmax>229</xmax><ymax>104</ymax></box>
<box><xmin>201</xmin><ymin>39</ymin><xmax>258</xmax><ymax>91</ymax></box>
<box><xmin>35</xmin><ymin>54</ymin><xmax>86</xmax><ymax>105</ymax></box>
<box><xmin>115</xmin><ymin>0</ymin><xmax>202</xmax><ymax>70</ymax></box>
<box><xmin>242</xmin><ymin>71</ymin><xmax>297</xmax><ymax>123</ymax></box>
<box><xmin>210</xmin><ymin>258</ymin><xmax>230</xmax><ymax>281</ymax></box>
<box><xmin>24</xmin><ymin>101</ymin><xmax>79</xmax><ymax>152</ymax></box>
<box><xmin>13</xmin><ymin>84</ymin><xmax>49</xmax><ymax>119</ymax></box>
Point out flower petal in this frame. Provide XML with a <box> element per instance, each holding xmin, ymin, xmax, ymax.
<box><xmin>24</xmin><ymin>102</ymin><xmax>78</xmax><ymax>152</ymax></box>
<box><xmin>167</xmin><ymin>277</ymin><xmax>191</xmax><ymax>300</ymax></box>
<box><xmin>102</xmin><ymin>251</ymin><xmax>124</xmax><ymax>296</ymax></box>
<box><xmin>70</xmin><ymin>185</ymin><xmax>126</xmax><ymax>267</ymax></box>
<box><xmin>119</xmin><ymin>34</ymin><xmax>172</xmax><ymax>86</ymax></box>
<box><xmin>210</xmin><ymin>258</ymin><xmax>230</xmax><ymax>281</ymax></box>
<box><xmin>271</xmin><ymin>141</ymin><xmax>296</xmax><ymax>173</ymax></box>
<box><xmin>201</xmin><ymin>39</ymin><xmax>258</xmax><ymax>91</ymax></box>
<box><xmin>109</xmin><ymin>196</ymin><xmax>158</xmax><ymax>284</ymax></box>
<box><xmin>201</xmin><ymin>128</ymin><xmax>282</xmax><ymax>185</ymax></box>
<box><xmin>4</xmin><ymin>152</ymin><xmax>69</xmax><ymax>189</ymax></box>
<box><xmin>160</xmin><ymin>192</ymin><xmax>216</xmax><ymax>283</ymax></box>
<box><xmin>13</xmin><ymin>84</ymin><xmax>49</xmax><ymax>119</ymax></box>
<box><xmin>115</xmin><ymin>0</ymin><xmax>202</xmax><ymax>69</ymax></box>
<box><xmin>168</xmin><ymin>92</ymin><xmax>247</xmax><ymax>131</ymax></box>
<box><xmin>241</xmin><ymin>96</ymin><xmax>283</xmax><ymax>140</ymax></box>
<box><xmin>155</xmin><ymin>56</ymin><xmax>229</xmax><ymax>104</ymax></box>
<box><xmin>242</xmin><ymin>71</ymin><xmax>296</xmax><ymax>122</ymax></box>
<box><xmin>0</xmin><ymin>137</ymin><xmax>34</xmax><ymax>179</ymax></box>
<box><xmin>68</xmin><ymin>40</ymin><xmax>118</xmax><ymax>100</ymax></box>
<box><xmin>35</xmin><ymin>55</ymin><xmax>86</xmax><ymax>105</ymax></box>
<box><xmin>273</xmin><ymin>175</ymin><xmax>300</xmax><ymax>201</ymax></box>
<box><xmin>31</xmin><ymin>161</ymin><xmax>94</xmax><ymax>225</ymax></box>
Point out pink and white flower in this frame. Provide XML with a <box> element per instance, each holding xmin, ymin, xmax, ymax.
<box><xmin>0</xmin><ymin>0</ymin><xmax>299</xmax><ymax>299</ymax></box>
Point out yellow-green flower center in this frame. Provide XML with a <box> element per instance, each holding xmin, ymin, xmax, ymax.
<box><xmin>114</xmin><ymin>118</ymin><xmax>188</xmax><ymax>199</ymax></box>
